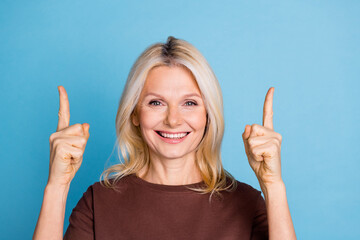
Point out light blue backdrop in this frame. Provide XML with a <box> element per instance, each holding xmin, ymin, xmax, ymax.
<box><xmin>1</xmin><ymin>0</ymin><xmax>359</xmax><ymax>239</ymax></box>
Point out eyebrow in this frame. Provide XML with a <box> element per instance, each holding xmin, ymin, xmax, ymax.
<box><xmin>144</xmin><ymin>92</ymin><xmax>202</xmax><ymax>99</ymax></box>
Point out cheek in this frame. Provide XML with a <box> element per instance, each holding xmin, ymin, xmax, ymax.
<box><xmin>185</xmin><ymin>111</ymin><xmax>207</xmax><ymax>130</ymax></box>
<box><xmin>138</xmin><ymin>110</ymin><xmax>159</xmax><ymax>129</ymax></box>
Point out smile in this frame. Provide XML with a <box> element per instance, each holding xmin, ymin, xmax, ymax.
<box><xmin>156</xmin><ymin>131</ymin><xmax>189</xmax><ymax>139</ymax></box>
<box><xmin>155</xmin><ymin>131</ymin><xmax>190</xmax><ymax>144</ymax></box>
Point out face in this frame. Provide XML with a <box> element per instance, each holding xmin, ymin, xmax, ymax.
<box><xmin>132</xmin><ymin>65</ymin><xmax>207</xmax><ymax>162</ymax></box>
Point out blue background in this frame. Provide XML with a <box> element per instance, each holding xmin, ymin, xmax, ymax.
<box><xmin>1</xmin><ymin>0</ymin><xmax>359</xmax><ymax>239</ymax></box>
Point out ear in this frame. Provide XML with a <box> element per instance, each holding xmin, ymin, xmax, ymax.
<box><xmin>131</xmin><ymin>110</ymin><xmax>140</xmax><ymax>126</ymax></box>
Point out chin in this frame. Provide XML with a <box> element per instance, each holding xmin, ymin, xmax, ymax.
<box><xmin>161</xmin><ymin>153</ymin><xmax>186</xmax><ymax>160</ymax></box>
<box><xmin>157</xmin><ymin>149</ymin><xmax>194</xmax><ymax>160</ymax></box>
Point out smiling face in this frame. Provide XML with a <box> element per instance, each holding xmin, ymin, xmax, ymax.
<box><xmin>132</xmin><ymin>65</ymin><xmax>207</xmax><ymax>162</ymax></box>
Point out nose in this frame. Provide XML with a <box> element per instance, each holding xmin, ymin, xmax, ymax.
<box><xmin>164</xmin><ymin>105</ymin><xmax>183</xmax><ymax>127</ymax></box>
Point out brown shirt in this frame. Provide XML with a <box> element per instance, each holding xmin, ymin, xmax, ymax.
<box><xmin>64</xmin><ymin>174</ymin><xmax>268</xmax><ymax>240</ymax></box>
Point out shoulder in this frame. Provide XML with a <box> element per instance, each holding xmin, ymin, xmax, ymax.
<box><xmin>222</xmin><ymin>177</ymin><xmax>263</xmax><ymax>204</ymax></box>
<box><xmin>234</xmin><ymin>179</ymin><xmax>261</xmax><ymax>195</ymax></box>
<box><xmin>82</xmin><ymin>174</ymin><xmax>136</xmax><ymax>199</ymax></box>
<box><xmin>224</xmin><ymin>175</ymin><xmax>261</xmax><ymax>195</ymax></box>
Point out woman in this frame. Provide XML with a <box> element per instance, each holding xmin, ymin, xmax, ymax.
<box><xmin>33</xmin><ymin>36</ymin><xmax>296</xmax><ymax>239</ymax></box>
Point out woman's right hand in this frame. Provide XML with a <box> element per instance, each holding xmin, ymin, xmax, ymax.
<box><xmin>47</xmin><ymin>86</ymin><xmax>90</xmax><ymax>187</ymax></box>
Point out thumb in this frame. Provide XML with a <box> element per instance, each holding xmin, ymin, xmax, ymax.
<box><xmin>242</xmin><ymin>125</ymin><xmax>251</xmax><ymax>156</ymax></box>
<box><xmin>242</xmin><ymin>125</ymin><xmax>251</xmax><ymax>141</ymax></box>
<box><xmin>82</xmin><ymin>123</ymin><xmax>90</xmax><ymax>139</ymax></box>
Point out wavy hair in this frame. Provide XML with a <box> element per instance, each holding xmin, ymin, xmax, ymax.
<box><xmin>100</xmin><ymin>36</ymin><xmax>237</xmax><ymax>201</ymax></box>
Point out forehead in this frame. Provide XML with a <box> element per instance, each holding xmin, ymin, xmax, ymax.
<box><xmin>142</xmin><ymin>65</ymin><xmax>201</xmax><ymax>94</ymax></box>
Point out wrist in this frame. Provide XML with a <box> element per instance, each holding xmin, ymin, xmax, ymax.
<box><xmin>46</xmin><ymin>177</ymin><xmax>71</xmax><ymax>190</ymax></box>
<box><xmin>45</xmin><ymin>182</ymin><xmax>70</xmax><ymax>201</ymax></box>
<box><xmin>260</xmin><ymin>180</ymin><xmax>286</xmax><ymax>201</ymax></box>
<box><xmin>263</xmin><ymin>179</ymin><xmax>285</xmax><ymax>189</ymax></box>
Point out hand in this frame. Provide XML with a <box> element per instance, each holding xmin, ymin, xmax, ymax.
<box><xmin>242</xmin><ymin>87</ymin><xmax>283</xmax><ymax>186</ymax></box>
<box><xmin>47</xmin><ymin>86</ymin><xmax>90</xmax><ymax>187</ymax></box>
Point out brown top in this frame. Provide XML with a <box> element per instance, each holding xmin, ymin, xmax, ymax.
<box><xmin>64</xmin><ymin>174</ymin><xmax>268</xmax><ymax>240</ymax></box>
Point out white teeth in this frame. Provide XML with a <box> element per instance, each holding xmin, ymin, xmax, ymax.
<box><xmin>158</xmin><ymin>132</ymin><xmax>188</xmax><ymax>139</ymax></box>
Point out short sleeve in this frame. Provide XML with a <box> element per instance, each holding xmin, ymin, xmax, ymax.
<box><xmin>63</xmin><ymin>185</ymin><xmax>94</xmax><ymax>240</ymax></box>
<box><xmin>251</xmin><ymin>192</ymin><xmax>269</xmax><ymax>240</ymax></box>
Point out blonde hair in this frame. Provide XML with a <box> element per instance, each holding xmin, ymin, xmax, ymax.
<box><xmin>100</xmin><ymin>36</ymin><xmax>237</xmax><ymax>201</ymax></box>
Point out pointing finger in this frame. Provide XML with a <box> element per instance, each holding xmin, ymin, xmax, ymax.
<box><xmin>57</xmin><ymin>86</ymin><xmax>70</xmax><ymax>132</ymax></box>
<box><xmin>262</xmin><ymin>87</ymin><xmax>274</xmax><ymax>130</ymax></box>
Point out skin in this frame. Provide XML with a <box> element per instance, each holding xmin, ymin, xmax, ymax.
<box><xmin>242</xmin><ymin>87</ymin><xmax>283</xmax><ymax>187</ymax></box>
<box><xmin>242</xmin><ymin>87</ymin><xmax>296</xmax><ymax>239</ymax></box>
<box><xmin>33</xmin><ymin>68</ymin><xmax>296</xmax><ymax>239</ymax></box>
<box><xmin>132</xmin><ymin>65</ymin><xmax>206</xmax><ymax>185</ymax></box>
<box><xmin>33</xmin><ymin>86</ymin><xmax>90</xmax><ymax>240</ymax></box>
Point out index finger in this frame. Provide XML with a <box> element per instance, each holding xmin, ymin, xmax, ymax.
<box><xmin>57</xmin><ymin>86</ymin><xmax>70</xmax><ymax>132</ymax></box>
<box><xmin>262</xmin><ymin>87</ymin><xmax>274</xmax><ymax>130</ymax></box>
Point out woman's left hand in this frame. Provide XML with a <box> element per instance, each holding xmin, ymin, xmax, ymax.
<box><xmin>242</xmin><ymin>87</ymin><xmax>283</xmax><ymax>187</ymax></box>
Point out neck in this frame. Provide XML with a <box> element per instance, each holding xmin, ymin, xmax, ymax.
<box><xmin>138</xmin><ymin>153</ymin><xmax>202</xmax><ymax>185</ymax></box>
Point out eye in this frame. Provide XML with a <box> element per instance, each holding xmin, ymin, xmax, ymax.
<box><xmin>185</xmin><ymin>101</ymin><xmax>197</xmax><ymax>106</ymax></box>
<box><xmin>149</xmin><ymin>100</ymin><xmax>162</xmax><ymax>106</ymax></box>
